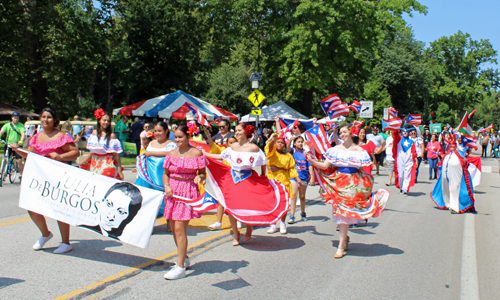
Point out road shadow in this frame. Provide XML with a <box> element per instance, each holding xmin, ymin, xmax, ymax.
<box><xmin>241</xmin><ymin>235</ymin><xmax>305</xmax><ymax>251</ymax></box>
<box><xmin>408</xmin><ymin>192</ymin><xmax>427</xmax><ymax>197</ymax></box>
<box><xmin>302</xmin><ymin>216</ymin><xmax>330</xmax><ymax>222</ymax></box>
<box><xmin>331</xmin><ymin>241</ymin><xmax>404</xmax><ymax>257</ymax></box>
<box><xmin>43</xmin><ymin>239</ymin><xmax>164</xmax><ymax>268</ymax></box>
<box><xmin>385</xmin><ymin>208</ymin><xmax>421</xmax><ymax>214</ymax></box>
<box><xmin>286</xmin><ymin>225</ymin><xmax>333</xmax><ymax>236</ymax></box>
<box><xmin>489</xmin><ymin>186</ymin><xmax>500</xmax><ymax>189</ymax></box>
<box><xmin>0</xmin><ymin>277</ymin><xmax>25</xmax><ymax>289</ymax></box>
<box><xmin>188</xmin><ymin>260</ymin><xmax>249</xmax><ymax>278</ymax></box>
<box><xmin>475</xmin><ymin>191</ymin><xmax>486</xmax><ymax>194</ymax></box>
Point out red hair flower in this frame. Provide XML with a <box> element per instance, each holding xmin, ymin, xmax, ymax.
<box><xmin>244</xmin><ymin>125</ymin><xmax>255</xmax><ymax>137</ymax></box>
<box><xmin>146</xmin><ymin>132</ymin><xmax>155</xmax><ymax>139</ymax></box>
<box><xmin>94</xmin><ymin>108</ymin><xmax>105</xmax><ymax>119</ymax></box>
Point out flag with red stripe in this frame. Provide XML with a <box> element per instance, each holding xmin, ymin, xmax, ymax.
<box><xmin>279</xmin><ymin>119</ymin><xmax>299</xmax><ymax>139</ymax></box>
<box><xmin>327</xmin><ymin>102</ymin><xmax>350</xmax><ymax>119</ymax></box>
<box><xmin>174</xmin><ymin>191</ymin><xmax>218</xmax><ymax>213</ymax></box>
<box><xmin>319</xmin><ymin>94</ymin><xmax>342</xmax><ymax>115</ymax></box>
<box><xmin>304</xmin><ymin>124</ymin><xmax>331</xmax><ymax>155</ymax></box>
<box><xmin>382</xmin><ymin>118</ymin><xmax>403</xmax><ymax>131</ymax></box>
<box><xmin>349</xmin><ymin>100</ymin><xmax>363</xmax><ymax>114</ymax></box>
<box><xmin>388</xmin><ymin>107</ymin><xmax>398</xmax><ymax>118</ymax></box>
<box><xmin>406</xmin><ymin>114</ymin><xmax>422</xmax><ymax>125</ymax></box>
<box><xmin>185</xmin><ymin>102</ymin><xmax>211</xmax><ymax>127</ymax></box>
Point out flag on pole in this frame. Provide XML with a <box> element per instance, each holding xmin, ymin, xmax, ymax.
<box><xmin>388</xmin><ymin>107</ymin><xmax>398</xmax><ymax>118</ymax></box>
<box><xmin>174</xmin><ymin>191</ymin><xmax>219</xmax><ymax>213</ymax></box>
<box><xmin>349</xmin><ymin>100</ymin><xmax>363</xmax><ymax>114</ymax></box>
<box><xmin>382</xmin><ymin>118</ymin><xmax>403</xmax><ymax>131</ymax></box>
<box><xmin>304</xmin><ymin>124</ymin><xmax>331</xmax><ymax>155</ymax></box>
<box><xmin>460</xmin><ymin>134</ymin><xmax>478</xmax><ymax>150</ymax></box>
<box><xmin>456</xmin><ymin>112</ymin><xmax>473</xmax><ymax>135</ymax></box>
<box><xmin>483</xmin><ymin>124</ymin><xmax>494</xmax><ymax>132</ymax></box>
<box><xmin>468</xmin><ymin>109</ymin><xmax>477</xmax><ymax>119</ymax></box>
<box><xmin>185</xmin><ymin>102</ymin><xmax>211</xmax><ymax>127</ymax></box>
<box><xmin>327</xmin><ymin>102</ymin><xmax>350</xmax><ymax>119</ymax></box>
<box><xmin>319</xmin><ymin>94</ymin><xmax>342</xmax><ymax>115</ymax></box>
<box><xmin>406</xmin><ymin>114</ymin><xmax>422</xmax><ymax>125</ymax></box>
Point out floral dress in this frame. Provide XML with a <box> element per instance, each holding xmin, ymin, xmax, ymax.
<box><xmin>317</xmin><ymin>147</ymin><xmax>390</xmax><ymax>224</ymax></box>
<box><xmin>80</xmin><ymin>134</ymin><xmax>123</xmax><ymax>179</ymax></box>
<box><xmin>163</xmin><ymin>155</ymin><xmax>209</xmax><ymax>221</ymax></box>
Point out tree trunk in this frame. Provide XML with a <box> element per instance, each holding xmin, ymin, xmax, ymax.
<box><xmin>302</xmin><ymin>88</ymin><xmax>314</xmax><ymax>117</ymax></box>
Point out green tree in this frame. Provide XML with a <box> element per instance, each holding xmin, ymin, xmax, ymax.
<box><xmin>426</xmin><ymin>31</ymin><xmax>500</xmax><ymax>121</ymax></box>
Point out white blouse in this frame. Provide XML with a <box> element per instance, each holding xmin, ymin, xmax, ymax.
<box><xmin>87</xmin><ymin>134</ymin><xmax>122</xmax><ymax>155</ymax></box>
<box><xmin>146</xmin><ymin>141</ymin><xmax>177</xmax><ymax>152</ymax></box>
<box><xmin>220</xmin><ymin>147</ymin><xmax>268</xmax><ymax>171</ymax></box>
<box><xmin>323</xmin><ymin>147</ymin><xmax>372</xmax><ymax>168</ymax></box>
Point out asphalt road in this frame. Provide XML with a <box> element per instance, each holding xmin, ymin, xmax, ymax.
<box><xmin>0</xmin><ymin>155</ymin><xmax>499</xmax><ymax>300</ymax></box>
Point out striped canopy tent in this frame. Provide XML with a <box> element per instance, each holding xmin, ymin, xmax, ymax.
<box><xmin>144</xmin><ymin>90</ymin><xmax>237</xmax><ymax>121</ymax></box>
<box><xmin>112</xmin><ymin>94</ymin><xmax>168</xmax><ymax>116</ymax></box>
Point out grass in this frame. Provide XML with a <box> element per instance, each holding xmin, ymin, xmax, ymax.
<box><xmin>121</xmin><ymin>156</ymin><xmax>137</xmax><ymax>166</ymax></box>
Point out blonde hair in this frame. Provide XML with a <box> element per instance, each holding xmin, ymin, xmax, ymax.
<box><xmin>60</xmin><ymin>121</ymin><xmax>72</xmax><ymax>133</ymax></box>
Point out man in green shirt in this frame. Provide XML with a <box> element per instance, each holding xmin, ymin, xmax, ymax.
<box><xmin>0</xmin><ymin>111</ymin><xmax>26</xmax><ymax>177</ymax></box>
<box><xmin>115</xmin><ymin>116</ymin><xmax>130</xmax><ymax>156</ymax></box>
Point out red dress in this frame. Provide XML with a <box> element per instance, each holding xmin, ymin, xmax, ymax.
<box><xmin>359</xmin><ymin>140</ymin><xmax>376</xmax><ymax>174</ymax></box>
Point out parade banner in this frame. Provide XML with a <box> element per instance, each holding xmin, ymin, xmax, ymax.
<box><xmin>19</xmin><ymin>153</ymin><xmax>163</xmax><ymax>248</ymax></box>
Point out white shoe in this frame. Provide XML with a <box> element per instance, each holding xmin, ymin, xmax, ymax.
<box><xmin>33</xmin><ymin>232</ymin><xmax>53</xmax><ymax>250</ymax></box>
<box><xmin>164</xmin><ymin>264</ymin><xmax>186</xmax><ymax>280</ymax></box>
<box><xmin>237</xmin><ymin>221</ymin><xmax>242</xmax><ymax>229</ymax></box>
<box><xmin>279</xmin><ymin>221</ymin><xmax>287</xmax><ymax>234</ymax></box>
<box><xmin>208</xmin><ymin>222</ymin><xmax>222</xmax><ymax>230</ymax></box>
<box><xmin>267</xmin><ymin>224</ymin><xmax>278</xmax><ymax>234</ymax></box>
<box><xmin>185</xmin><ymin>257</ymin><xmax>190</xmax><ymax>269</ymax></box>
<box><xmin>53</xmin><ymin>243</ymin><xmax>72</xmax><ymax>254</ymax></box>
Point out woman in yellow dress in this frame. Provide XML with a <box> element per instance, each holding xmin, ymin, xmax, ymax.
<box><xmin>265</xmin><ymin>133</ymin><xmax>299</xmax><ymax>234</ymax></box>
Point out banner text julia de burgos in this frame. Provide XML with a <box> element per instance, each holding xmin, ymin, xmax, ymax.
<box><xmin>28</xmin><ymin>171</ymin><xmax>101</xmax><ymax>214</ymax></box>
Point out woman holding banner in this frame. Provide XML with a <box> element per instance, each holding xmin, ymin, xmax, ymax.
<box><xmin>162</xmin><ymin>124</ymin><xmax>208</xmax><ymax>280</ymax></box>
<box><xmin>79</xmin><ymin>109</ymin><xmax>124</xmax><ymax>179</ymax></box>
<box><xmin>13</xmin><ymin>108</ymin><xmax>80</xmax><ymax>254</ymax></box>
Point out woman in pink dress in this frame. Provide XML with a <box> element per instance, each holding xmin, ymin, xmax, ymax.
<box><xmin>162</xmin><ymin>124</ymin><xmax>208</xmax><ymax>280</ymax></box>
<box><xmin>426</xmin><ymin>133</ymin><xmax>441</xmax><ymax>180</ymax></box>
<box><xmin>13</xmin><ymin>108</ymin><xmax>80</xmax><ymax>254</ymax></box>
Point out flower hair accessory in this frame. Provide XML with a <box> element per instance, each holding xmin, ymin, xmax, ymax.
<box><xmin>146</xmin><ymin>132</ymin><xmax>155</xmax><ymax>139</ymax></box>
<box><xmin>244</xmin><ymin>125</ymin><xmax>255</xmax><ymax>137</ymax></box>
<box><xmin>94</xmin><ymin>108</ymin><xmax>105</xmax><ymax>120</ymax></box>
<box><xmin>187</xmin><ymin>121</ymin><xmax>199</xmax><ymax>136</ymax></box>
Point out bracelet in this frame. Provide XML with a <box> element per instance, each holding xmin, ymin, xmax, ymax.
<box><xmin>164</xmin><ymin>184</ymin><xmax>170</xmax><ymax>187</ymax></box>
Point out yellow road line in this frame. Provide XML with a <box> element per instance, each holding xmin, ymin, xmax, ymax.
<box><xmin>0</xmin><ymin>216</ymin><xmax>30</xmax><ymax>224</ymax></box>
<box><xmin>0</xmin><ymin>219</ymin><xmax>31</xmax><ymax>227</ymax></box>
<box><xmin>53</xmin><ymin>230</ymin><xmax>231</xmax><ymax>300</ymax></box>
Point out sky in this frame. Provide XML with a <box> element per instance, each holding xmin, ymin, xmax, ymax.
<box><xmin>403</xmin><ymin>0</ymin><xmax>500</xmax><ymax>70</ymax></box>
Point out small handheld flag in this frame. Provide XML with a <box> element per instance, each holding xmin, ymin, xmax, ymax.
<box><xmin>185</xmin><ymin>102</ymin><xmax>211</xmax><ymax>127</ymax></box>
<box><xmin>174</xmin><ymin>191</ymin><xmax>218</xmax><ymax>213</ymax></box>
<box><xmin>382</xmin><ymin>118</ymin><xmax>403</xmax><ymax>131</ymax></box>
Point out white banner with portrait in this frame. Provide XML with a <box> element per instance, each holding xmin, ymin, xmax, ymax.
<box><xmin>19</xmin><ymin>153</ymin><xmax>164</xmax><ymax>248</ymax></box>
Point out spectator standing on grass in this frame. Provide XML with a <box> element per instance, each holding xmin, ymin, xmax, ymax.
<box><xmin>116</xmin><ymin>115</ymin><xmax>130</xmax><ymax>156</ymax></box>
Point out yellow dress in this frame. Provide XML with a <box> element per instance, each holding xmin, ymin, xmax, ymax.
<box><xmin>265</xmin><ymin>143</ymin><xmax>298</xmax><ymax>197</ymax></box>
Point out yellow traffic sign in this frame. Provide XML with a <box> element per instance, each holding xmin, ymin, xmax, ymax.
<box><xmin>247</xmin><ymin>89</ymin><xmax>266</xmax><ymax>107</ymax></box>
<box><xmin>251</xmin><ymin>109</ymin><xmax>262</xmax><ymax>115</ymax></box>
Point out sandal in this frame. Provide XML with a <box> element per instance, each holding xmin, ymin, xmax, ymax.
<box><xmin>334</xmin><ymin>248</ymin><xmax>346</xmax><ymax>258</ymax></box>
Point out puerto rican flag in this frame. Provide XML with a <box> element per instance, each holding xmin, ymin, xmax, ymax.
<box><xmin>185</xmin><ymin>102</ymin><xmax>211</xmax><ymax>127</ymax></box>
<box><xmin>460</xmin><ymin>134</ymin><xmax>478</xmax><ymax>150</ymax></box>
<box><xmin>349</xmin><ymin>100</ymin><xmax>363</xmax><ymax>114</ymax></box>
<box><xmin>406</xmin><ymin>114</ymin><xmax>422</xmax><ymax>125</ymax></box>
<box><xmin>350</xmin><ymin>120</ymin><xmax>364</xmax><ymax>128</ymax></box>
<box><xmin>304</xmin><ymin>124</ymin><xmax>331</xmax><ymax>155</ymax></box>
<box><xmin>388</xmin><ymin>107</ymin><xmax>398</xmax><ymax>118</ymax></box>
<box><xmin>327</xmin><ymin>102</ymin><xmax>351</xmax><ymax>119</ymax></box>
<box><xmin>279</xmin><ymin>118</ymin><xmax>299</xmax><ymax>139</ymax></box>
<box><xmin>382</xmin><ymin>118</ymin><xmax>403</xmax><ymax>131</ymax></box>
<box><xmin>174</xmin><ymin>191</ymin><xmax>218</xmax><ymax>213</ymax></box>
<box><xmin>319</xmin><ymin>94</ymin><xmax>342</xmax><ymax>115</ymax></box>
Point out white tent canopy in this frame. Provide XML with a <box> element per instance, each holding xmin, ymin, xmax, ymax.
<box><xmin>240</xmin><ymin>100</ymin><xmax>308</xmax><ymax>122</ymax></box>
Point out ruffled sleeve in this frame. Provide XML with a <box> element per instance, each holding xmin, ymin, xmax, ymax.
<box><xmin>29</xmin><ymin>133</ymin><xmax>40</xmax><ymax>148</ymax></box>
<box><xmin>220</xmin><ymin>148</ymin><xmax>231</xmax><ymax>161</ymax></box>
<box><xmin>163</xmin><ymin>155</ymin><xmax>209</xmax><ymax>170</ymax></box>
<box><xmin>86</xmin><ymin>135</ymin><xmax>123</xmax><ymax>154</ymax></box>
<box><xmin>252</xmin><ymin>150</ymin><xmax>268</xmax><ymax>167</ymax></box>
<box><xmin>165</xmin><ymin>142</ymin><xmax>177</xmax><ymax>152</ymax></box>
<box><xmin>106</xmin><ymin>138</ymin><xmax>123</xmax><ymax>153</ymax></box>
<box><xmin>324</xmin><ymin>147</ymin><xmax>372</xmax><ymax>167</ymax></box>
<box><xmin>30</xmin><ymin>133</ymin><xmax>75</xmax><ymax>156</ymax></box>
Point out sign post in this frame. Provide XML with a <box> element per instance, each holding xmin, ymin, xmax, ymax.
<box><xmin>248</xmin><ymin>89</ymin><xmax>266</xmax><ymax>127</ymax></box>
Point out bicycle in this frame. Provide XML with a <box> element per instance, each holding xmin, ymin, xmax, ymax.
<box><xmin>0</xmin><ymin>140</ymin><xmax>18</xmax><ymax>187</ymax></box>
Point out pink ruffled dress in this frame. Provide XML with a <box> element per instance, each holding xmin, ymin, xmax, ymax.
<box><xmin>29</xmin><ymin>132</ymin><xmax>75</xmax><ymax>157</ymax></box>
<box><xmin>163</xmin><ymin>155</ymin><xmax>209</xmax><ymax>221</ymax></box>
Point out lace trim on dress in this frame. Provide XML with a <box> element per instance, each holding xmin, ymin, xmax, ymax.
<box><xmin>324</xmin><ymin>147</ymin><xmax>372</xmax><ymax>167</ymax></box>
<box><xmin>86</xmin><ymin>135</ymin><xmax>123</xmax><ymax>154</ymax></box>
<box><xmin>29</xmin><ymin>132</ymin><xmax>74</xmax><ymax>155</ymax></box>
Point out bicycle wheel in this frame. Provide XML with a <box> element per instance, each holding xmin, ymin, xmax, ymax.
<box><xmin>0</xmin><ymin>157</ymin><xmax>6</xmax><ymax>187</ymax></box>
<box><xmin>9</xmin><ymin>159</ymin><xmax>17</xmax><ymax>184</ymax></box>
